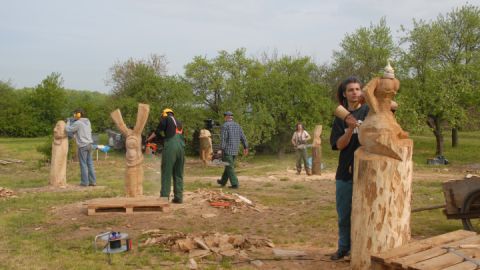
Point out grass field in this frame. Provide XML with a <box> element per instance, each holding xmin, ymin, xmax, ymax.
<box><xmin>0</xmin><ymin>131</ymin><xmax>478</xmax><ymax>269</ymax></box>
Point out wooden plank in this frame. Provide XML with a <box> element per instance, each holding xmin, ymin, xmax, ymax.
<box><xmin>408</xmin><ymin>253</ymin><xmax>464</xmax><ymax>270</ymax></box>
<box><xmin>441</xmin><ymin>261</ymin><xmax>477</xmax><ymax>270</ymax></box>
<box><xmin>372</xmin><ymin>230</ymin><xmax>477</xmax><ymax>264</ymax></box>
<box><xmin>393</xmin><ymin>235</ymin><xmax>480</xmax><ymax>268</ymax></box>
<box><xmin>2</xmin><ymin>158</ymin><xmax>24</xmax><ymax>163</ymax></box>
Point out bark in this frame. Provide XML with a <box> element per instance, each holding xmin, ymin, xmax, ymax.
<box><xmin>452</xmin><ymin>127</ymin><xmax>458</xmax><ymax>148</ymax></box>
<box><xmin>427</xmin><ymin>115</ymin><xmax>444</xmax><ymax>156</ymax></box>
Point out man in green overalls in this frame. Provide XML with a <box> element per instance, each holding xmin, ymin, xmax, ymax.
<box><xmin>147</xmin><ymin>108</ymin><xmax>185</xmax><ymax>203</ymax></box>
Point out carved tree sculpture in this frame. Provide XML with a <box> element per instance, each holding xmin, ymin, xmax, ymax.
<box><xmin>49</xmin><ymin>120</ymin><xmax>68</xmax><ymax>187</ymax></box>
<box><xmin>351</xmin><ymin>62</ymin><xmax>413</xmax><ymax>269</ymax></box>
<box><xmin>111</xmin><ymin>103</ymin><xmax>150</xmax><ymax>197</ymax></box>
<box><xmin>199</xmin><ymin>129</ymin><xmax>212</xmax><ymax>166</ymax></box>
<box><xmin>312</xmin><ymin>125</ymin><xmax>322</xmax><ymax>175</ymax></box>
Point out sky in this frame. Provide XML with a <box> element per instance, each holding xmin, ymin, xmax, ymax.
<box><xmin>0</xmin><ymin>0</ymin><xmax>477</xmax><ymax>93</ymax></box>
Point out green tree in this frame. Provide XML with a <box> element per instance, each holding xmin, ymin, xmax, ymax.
<box><xmin>247</xmin><ymin>56</ymin><xmax>335</xmax><ymax>154</ymax></box>
<box><xmin>185</xmin><ymin>48</ymin><xmax>261</xmax><ymax>146</ymax></box>
<box><xmin>326</xmin><ymin>17</ymin><xmax>397</xmax><ymax>90</ymax></box>
<box><xmin>436</xmin><ymin>5</ymin><xmax>480</xmax><ymax>146</ymax></box>
<box><xmin>30</xmin><ymin>73</ymin><xmax>67</xmax><ymax>135</ymax></box>
<box><xmin>107</xmin><ymin>55</ymin><xmax>196</xmax><ymax>138</ymax></box>
<box><xmin>398</xmin><ymin>4</ymin><xmax>480</xmax><ymax>156</ymax></box>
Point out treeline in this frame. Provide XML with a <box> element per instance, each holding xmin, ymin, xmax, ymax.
<box><xmin>1</xmin><ymin>4</ymin><xmax>479</xmax><ymax>155</ymax></box>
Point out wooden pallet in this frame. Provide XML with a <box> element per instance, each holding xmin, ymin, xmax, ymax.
<box><xmin>86</xmin><ymin>196</ymin><xmax>169</xmax><ymax>215</ymax></box>
<box><xmin>371</xmin><ymin>230</ymin><xmax>480</xmax><ymax>270</ymax></box>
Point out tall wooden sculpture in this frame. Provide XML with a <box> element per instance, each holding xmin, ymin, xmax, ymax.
<box><xmin>111</xmin><ymin>103</ymin><xmax>150</xmax><ymax>197</ymax></box>
<box><xmin>312</xmin><ymin>125</ymin><xmax>322</xmax><ymax>175</ymax></box>
<box><xmin>50</xmin><ymin>120</ymin><xmax>68</xmax><ymax>187</ymax></box>
<box><xmin>351</xmin><ymin>62</ymin><xmax>413</xmax><ymax>269</ymax></box>
<box><xmin>199</xmin><ymin>129</ymin><xmax>212</xmax><ymax>166</ymax></box>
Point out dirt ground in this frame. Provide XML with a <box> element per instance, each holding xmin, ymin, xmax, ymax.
<box><xmin>27</xmin><ymin>158</ymin><xmax>469</xmax><ymax>270</ymax></box>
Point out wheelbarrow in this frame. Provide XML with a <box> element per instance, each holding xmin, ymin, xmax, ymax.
<box><xmin>412</xmin><ymin>175</ymin><xmax>480</xmax><ymax>232</ymax></box>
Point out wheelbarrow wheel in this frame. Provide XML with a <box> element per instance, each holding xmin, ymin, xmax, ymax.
<box><xmin>461</xmin><ymin>190</ymin><xmax>480</xmax><ymax>232</ymax></box>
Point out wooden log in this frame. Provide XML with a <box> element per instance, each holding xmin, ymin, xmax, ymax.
<box><xmin>351</xmin><ymin>139</ymin><xmax>413</xmax><ymax>270</ymax></box>
<box><xmin>49</xmin><ymin>120</ymin><xmax>68</xmax><ymax>187</ymax></box>
<box><xmin>312</xmin><ymin>125</ymin><xmax>322</xmax><ymax>175</ymax></box>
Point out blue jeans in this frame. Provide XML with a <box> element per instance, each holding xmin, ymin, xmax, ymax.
<box><xmin>78</xmin><ymin>145</ymin><xmax>96</xmax><ymax>186</ymax></box>
<box><xmin>336</xmin><ymin>179</ymin><xmax>353</xmax><ymax>253</ymax></box>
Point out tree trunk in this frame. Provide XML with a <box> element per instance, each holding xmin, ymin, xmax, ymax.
<box><xmin>434</xmin><ymin>117</ymin><xmax>444</xmax><ymax>156</ymax></box>
<box><xmin>351</xmin><ymin>139</ymin><xmax>413</xmax><ymax>270</ymax></box>
<box><xmin>427</xmin><ymin>116</ymin><xmax>444</xmax><ymax>156</ymax></box>
<box><xmin>452</xmin><ymin>127</ymin><xmax>458</xmax><ymax>148</ymax></box>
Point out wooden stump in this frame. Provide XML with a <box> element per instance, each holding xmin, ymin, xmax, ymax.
<box><xmin>312</xmin><ymin>125</ymin><xmax>322</xmax><ymax>175</ymax></box>
<box><xmin>312</xmin><ymin>146</ymin><xmax>322</xmax><ymax>175</ymax></box>
<box><xmin>351</xmin><ymin>139</ymin><xmax>413</xmax><ymax>270</ymax></box>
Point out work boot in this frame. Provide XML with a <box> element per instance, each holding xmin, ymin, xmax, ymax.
<box><xmin>171</xmin><ymin>198</ymin><xmax>183</xmax><ymax>204</ymax></box>
<box><xmin>330</xmin><ymin>250</ymin><xmax>350</xmax><ymax>261</ymax></box>
<box><xmin>306</xmin><ymin>168</ymin><xmax>312</xmax><ymax>176</ymax></box>
<box><xmin>216</xmin><ymin>179</ymin><xmax>225</xmax><ymax>187</ymax></box>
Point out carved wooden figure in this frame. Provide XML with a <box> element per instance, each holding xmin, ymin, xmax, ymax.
<box><xmin>312</xmin><ymin>125</ymin><xmax>322</xmax><ymax>175</ymax></box>
<box><xmin>359</xmin><ymin>62</ymin><xmax>409</xmax><ymax>161</ymax></box>
<box><xmin>351</xmin><ymin>62</ymin><xmax>413</xmax><ymax>269</ymax></box>
<box><xmin>49</xmin><ymin>120</ymin><xmax>68</xmax><ymax>187</ymax></box>
<box><xmin>111</xmin><ymin>103</ymin><xmax>150</xmax><ymax>197</ymax></box>
<box><xmin>199</xmin><ymin>129</ymin><xmax>212</xmax><ymax>166</ymax></box>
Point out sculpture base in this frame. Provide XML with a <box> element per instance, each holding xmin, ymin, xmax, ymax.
<box><xmin>351</xmin><ymin>139</ymin><xmax>413</xmax><ymax>270</ymax></box>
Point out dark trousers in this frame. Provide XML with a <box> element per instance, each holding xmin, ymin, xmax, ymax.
<box><xmin>335</xmin><ymin>179</ymin><xmax>353</xmax><ymax>253</ymax></box>
<box><xmin>161</xmin><ymin>135</ymin><xmax>185</xmax><ymax>201</ymax></box>
<box><xmin>219</xmin><ymin>154</ymin><xmax>238</xmax><ymax>187</ymax></box>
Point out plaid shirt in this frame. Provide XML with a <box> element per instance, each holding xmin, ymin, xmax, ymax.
<box><xmin>221</xmin><ymin>120</ymin><xmax>248</xmax><ymax>156</ymax></box>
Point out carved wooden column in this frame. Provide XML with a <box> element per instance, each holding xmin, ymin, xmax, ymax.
<box><xmin>312</xmin><ymin>125</ymin><xmax>322</xmax><ymax>175</ymax></box>
<box><xmin>351</xmin><ymin>62</ymin><xmax>413</xmax><ymax>269</ymax></box>
<box><xmin>199</xmin><ymin>129</ymin><xmax>212</xmax><ymax>166</ymax></box>
<box><xmin>111</xmin><ymin>103</ymin><xmax>150</xmax><ymax>197</ymax></box>
<box><xmin>50</xmin><ymin>120</ymin><xmax>68</xmax><ymax>187</ymax></box>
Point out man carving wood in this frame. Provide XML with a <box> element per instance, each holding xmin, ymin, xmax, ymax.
<box><xmin>111</xmin><ymin>103</ymin><xmax>150</xmax><ymax>197</ymax></box>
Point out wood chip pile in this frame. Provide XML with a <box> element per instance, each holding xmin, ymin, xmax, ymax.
<box><xmin>194</xmin><ymin>189</ymin><xmax>262</xmax><ymax>212</ymax></box>
<box><xmin>0</xmin><ymin>187</ymin><xmax>15</xmax><ymax>198</ymax></box>
<box><xmin>142</xmin><ymin>230</ymin><xmax>274</xmax><ymax>259</ymax></box>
